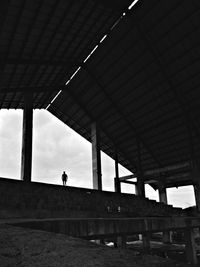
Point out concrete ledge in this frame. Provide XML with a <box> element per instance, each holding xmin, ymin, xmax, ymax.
<box><xmin>0</xmin><ymin>178</ymin><xmax>182</xmax><ymax>219</ymax></box>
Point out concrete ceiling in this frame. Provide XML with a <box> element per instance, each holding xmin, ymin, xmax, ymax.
<box><xmin>0</xmin><ymin>0</ymin><xmax>200</xmax><ymax>187</ymax></box>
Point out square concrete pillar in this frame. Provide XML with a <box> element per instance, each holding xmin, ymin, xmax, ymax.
<box><xmin>191</xmin><ymin>160</ymin><xmax>200</xmax><ymax>212</ymax></box>
<box><xmin>193</xmin><ymin>183</ymin><xmax>200</xmax><ymax>212</ymax></box>
<box><xmin>142</xmin><ymin>232</ymin><xmax>151</xmax><ymax>253</ymax></box>
<box><xmin>21</xmin><ymin>92</ymin><xmax>33</xmax><ymax>182</ymax></box>
<box><xmin>185</xmin><ymin>227</ymin><xmax>198</xmax><ymax>265</ymax></box>
<box><xmin>135</xmin><ymin>178</ymin><xmax>145</xmax><ymax>197</ymax></box>
<box><xmin>136</xmin><ymin>139</ymin><xmax>145</xmax><ymax>197</ymax></box>
<box><xmin>162</xmin><ymin>230</ymin><xmax>172</xmax><ymax>244</ymax></box>
<box><xmin>114</xmin><ymin>153</ymin><xmax>121</xmax><ymax>193</ymax></box>
<box><xmin>114</xmin><ymin>177</ymin><xmax>121</xmax><ymax>193</ymax></box>
<box><xmin>91</xmin><ymin>123</ymin><xmax>102</xmax><ymax>190</ymax></box>
<box><xmin>158</xmin><ymin>183</ymin><xmax>172</xmax><ymax>243</ymax></box>
<box><xmin>158</xmin><ymin>186</ymin><xmax>168</xmax><ymax>204</ymax></box>
<box><xmin>116</xmin><ymin>235</ymin><xmax>127</xmax><ymax>248</ymax></box>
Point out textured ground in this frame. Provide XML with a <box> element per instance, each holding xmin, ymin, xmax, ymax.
<box><xmin>0</xmin><ymin>224</ymin><xmax>193</xmax><ymax>267</ymax></box>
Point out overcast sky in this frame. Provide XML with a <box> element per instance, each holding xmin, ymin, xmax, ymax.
<box><xmin>0</xmin><ymin>109</ymin><xmax>195</xmax><ymax>208</ymax></box>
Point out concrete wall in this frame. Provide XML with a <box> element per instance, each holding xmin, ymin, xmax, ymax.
<box><xmin>0</xmin><ymin>178</ymin><xmax>182</xmax><ymax>219</ymax></box>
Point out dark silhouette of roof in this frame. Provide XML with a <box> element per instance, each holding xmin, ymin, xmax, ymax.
<box><xmin>0</xmin><ymin>0</ymin><xmax>200</xmax><ymax>188</ymax></box>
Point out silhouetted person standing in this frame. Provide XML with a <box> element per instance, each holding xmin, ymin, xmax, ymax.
<box><xmin>62</xmin><ymin>171</ymin><xmax>68</xmax><ymax>186</ymax></box>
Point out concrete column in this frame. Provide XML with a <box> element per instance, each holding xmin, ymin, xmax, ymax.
<box><xmin>116</xmin><ymin>235</ymin><xmax>127</xmax><ymax>248</ymax></box>
<box><xmin>21</xmin><ymin>92</ymin><xmax>33</xmax><ymax>182</ymax></box>
<box><xmin>190</xmin><ymin>160</ymin><xmax>200</xmax><ymax>265</ymax></box>
<box><xmin>188</xmin><ymin>120</ymin><xmax>199</xmax><ymax>212</ymax></box>
<box><xmin>135</xmin><ymin>178</ymin><xmax>145</xmax><ymax>197</ymax></box>
<box><xmin>91</xmin><ymin>123</ymin><xmax>102</xmax><ymax>190</ymax></box>
<box><xmin>194</xmin><ymin>183</ymin><xmax>200</xmax><ymax>212</ymax></box>
<box><xmin>158</xmin><ymin>183</ymin><xmax>172</xmax><ymax>243</ymax></box>
<box><xmin>162</xmin><ymin>231</ymin><xmax>172</xmax><ymax>244</ymax></box>
<box><xmin>191</xmin><ymin>160</ymin><xmax>200</xmax><ymax>212</ymax></box>
<box><xmin>136</xmin><ymin>139</ymin><xmax>145</xmax><ymax>197</ymax></box>
<box><xmin>114</xmin><ymin>178</ymin><xmax>121</xmax><ymax>193</ymax></box>
<box><xmin>142</xmin><ymin>232</ymin><xmax>150</xmax><ymax>253</ymax></box>
<box><xmin>185</xmin><ymin>227</ymin><xmax>198</xmax><ymax>265</ymax></box>
<box><xmin>95</xmin><ymin>239</ymin><xmax>104</xmax><ymax>245</ymax></box>
<box><xmin>114</xmin><ymin>154</ymin><xmax>121</xmax><ymax>193</ymax></box>
<box><xmin>158</xmin><ymin>186</ymin><xmax>168</xmax><ymax>204</ymax></box>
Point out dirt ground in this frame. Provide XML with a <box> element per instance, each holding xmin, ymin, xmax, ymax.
<box><xmin>0</xmin><ymin>224</ymin><xmax>194</xmax><ymax>267</ymax></box>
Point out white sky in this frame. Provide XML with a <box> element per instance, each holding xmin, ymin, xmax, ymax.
<box><xmin>0</xmin><ymin>109</ymin><xmax>195</xmax><ymax>208</ymax></box>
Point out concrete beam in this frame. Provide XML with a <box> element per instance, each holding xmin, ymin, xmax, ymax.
<box><xmin>91</xmin><ymin>123</ymin><xmax>102</xmax><ymax>190</ymax></box>
<box><xmin>122</xmin><ymin>181</ymin><xmax>137</xmax><ymax>185</ymax></box>
<box><xmin>117</xmin><ymin>174</ymin><xmax>136</xmax><ymax>182</ymax></box>
<box><xmin>21</xmin><ymin>92</ymin><xmax>33</xmax><ymax>182</ymax></box>
<box><xmin>144</xmin><ymin>161</ymin><xmax>190</xmax><ymax>176</ymax></box>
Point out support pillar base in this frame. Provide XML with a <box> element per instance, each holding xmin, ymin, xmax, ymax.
<box><xmin>116</xmin><ymin>235</ymin><xmax>127</xmax><ymax>249</ymax></box>
<box><xmin>163</xmin><ymin>231</ymin><xmax>172</xmax><ymax>244</ymax></box>
<box><xmin>185</xmin><ymin>228</ymin><xmax>198</xmax><ymax>265</ymax></box>
<box><xmin>142</xmin><ymin>233</ymin><xmax>151</xmax><ymax>253</ymax></box>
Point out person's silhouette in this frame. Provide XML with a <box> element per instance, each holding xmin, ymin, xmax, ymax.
<box><xmin>61</xmin><ymin>171</ymin><xmax>68</xmax><ymax>186</ymax></box>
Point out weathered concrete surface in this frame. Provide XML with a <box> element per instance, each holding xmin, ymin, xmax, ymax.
<box><xmin>0</xmin><ymin>224</ymin><xmax>192</xmax><ymax>267</ymax></box>
<box><xmin>0</xmin><ymin>178</ymin><xmax>182</xmax><ymax>219</ymax></box>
